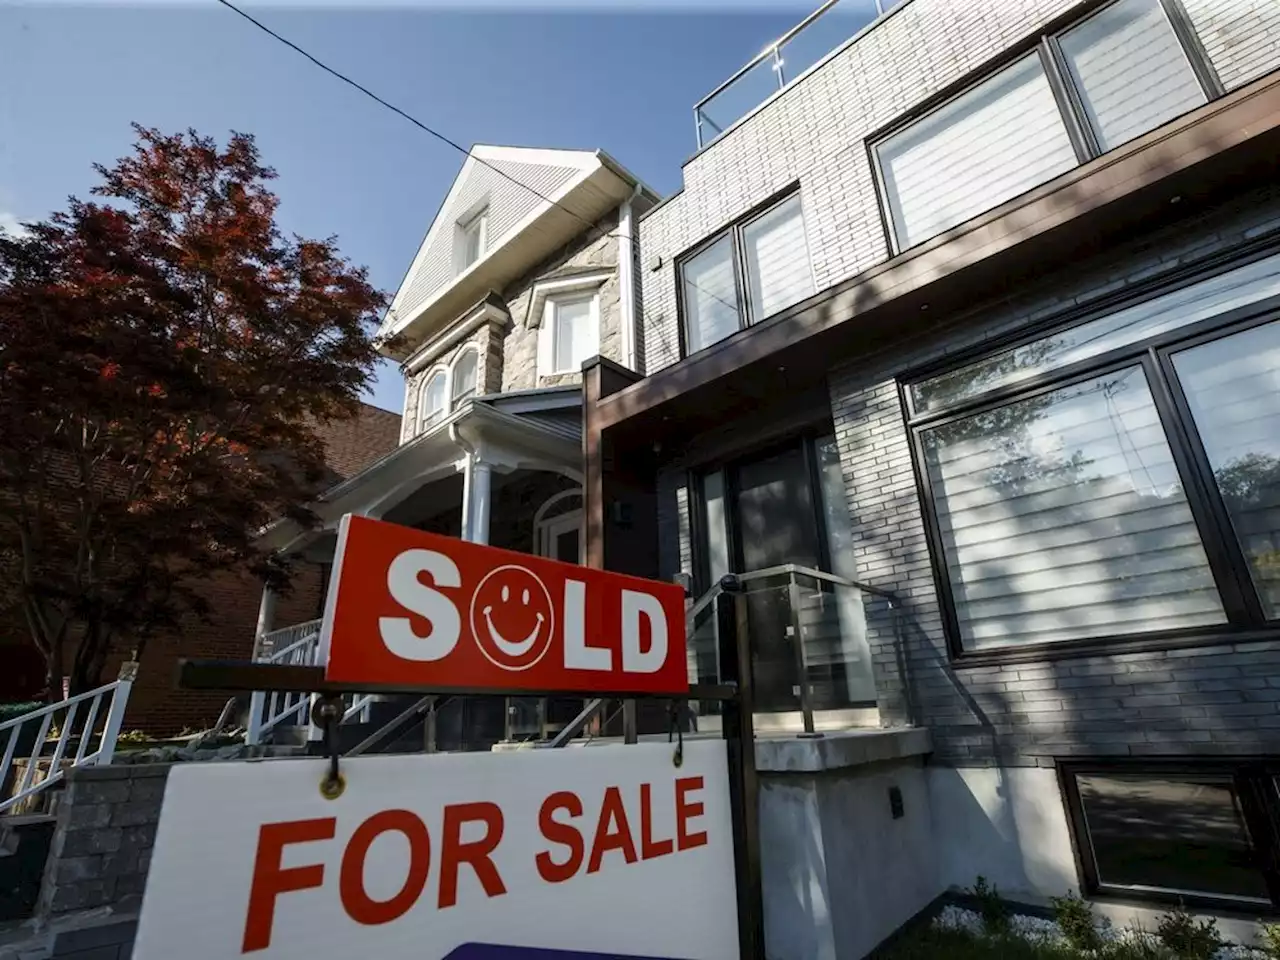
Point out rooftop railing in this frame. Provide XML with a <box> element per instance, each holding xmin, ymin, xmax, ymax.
<box><xmin>694</xmin><ymin>0</ymin><xmax>907</xmax><ymax>149</ymax></box>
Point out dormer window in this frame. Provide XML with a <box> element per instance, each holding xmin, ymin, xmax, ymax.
<box><xmin>457</xmin><ymin>206</ymin><xmax>488</xmax><ymax>273</ymax></box>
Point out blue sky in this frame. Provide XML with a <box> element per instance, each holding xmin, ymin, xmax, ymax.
<box><xmin>0</xmin><ymin>0</ymin><xmax>874</xmax><ymax>413</ymax></box>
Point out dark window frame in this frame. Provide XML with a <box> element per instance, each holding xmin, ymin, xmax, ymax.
<box><xmin>1058</xmin><ymin>759</ymin><xmax>1280</xmax><ymax>913</ymax></box>
<box><xmin>674</xmin><ymin>185</ymin><xmax>809</xmax><ymax>360</ymax></box>
<box><xmin>868</xmin><ymin>0</ymin><xmax>1221</xmax><ymax>255</ymax></box>
<box><xmin>903</xmin><ymin>253</ymin><xmax>1280</xmax><ymax>664</ymax></box>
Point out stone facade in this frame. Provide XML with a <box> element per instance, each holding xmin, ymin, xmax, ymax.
<box><xmin>401</xmin><ymin>316</ymin><xmax>505</xmax><ymax>442</ymax></box>
<box><xmin>398</xmin><ymin>212</ymin><xmax>623</xmax><ymax>444</ymax></box>
<box><xmin>36</xmin><ymin>764</ymin><xmax>170</xmax><ymax>921</ymax></box>
<box><xmin>636</xmin><ymin>0</ymin><xmax>1280</xmax><ymax>376</ymax></box>
<box><xmin>501</xmin><ymin>212</ymin><xmax>622</xmax><ymax>393</ymax></box>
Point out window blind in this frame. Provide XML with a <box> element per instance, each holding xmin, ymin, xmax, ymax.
<box><xmin>1059</xmin><ymin>0</ymin><xmax>1206</xmax><ymax>152</ymax></box>
<box><xmin>876</xmin><ymin>53</ymin><xmax>1077</xmax><ymax>250</ymax></box>
<box><xmin>683</xmin><ymin>235</ymin><xmax>742</xmax><ymax>353</ymax></box>
<box><xmin>923</xmin><ymin>366</ymin><xmax>1225</xmax><ymax>649</ymax></box>
<box><xmin>743</xmin><ymin>195</ymin><xmax>814</xmax><ymax>321</ymax></box>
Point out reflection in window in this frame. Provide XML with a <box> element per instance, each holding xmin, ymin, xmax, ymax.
<box><xmin>921</xmin><ymin>367</ymin><xmax>1225</xmax><ymax>649</ymax></box>
<box><xmin>1174</xmin><ymin>321</ymin><xmax>1280</xmax><ymax>618</ymax></box>
<box><xmin>875</xmin><ymin>54</ymin><xmax>1076</xmax><ymax>250</ymax></box>
<box><xmin>910</xmin><ymin>253</ymin><xmax>1280</xmax><ymax>414</ymax></box>
<box><xmin>1058</xmin><ymin>0</ymin><xmax>1206</xmax><ymax>151</ymax></box>
<box><xmin>451</xmin><ymin>349</ymin><xmax>478</xmax><ymax>403</ymax></box>
<box><xmin>683</xmin><ymin>235</ymin><xmax>742</xmax><ymax>354</ymax></box>
<box><xmin>814</xmin><ymin>435</ymin><xmax>875</xmax><ymax>704</ymax></box>
<box><xmin>420</xmin><ymin>370</ymin><xmax>447</xmax><ymax>431</ymax></box>
<box><xmin>742</xmin><ymin>195</ymin><xmax>813</xmax><ymax>321</ymax></box>
<box><xmin>1076</xmin><ymin>772</ymin><xmax>1270</xmax><ymax>903</ymax></box>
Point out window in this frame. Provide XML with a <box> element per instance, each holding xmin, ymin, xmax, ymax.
<box><xmin>451</xmin><ymin>349</ymin><xmax>478</xmax><ymax>404</ymax></box>
<box><xmin>678</xmin><ymin>193</ymin><xmax>813</xmax><ymax>356</ymax></box>
<box><xmin>908</xmin><ymin>251</ymin><xmax>1280</xmax><ymax>656</ymax></box>
<box><xmin>1057</xmin><ymin>0</ymin><xmax>1207</xmax><ymax>152</ymax></box>
<box><xmin>873</xmin><ymin>0</ymin><xmax>1218</xmax><ymax>252</ymax></box>
<box><xmin>1061</xmin><ymin>762</ymin><xmax>1279</xmax><ymax>910</ymax></box>
<box><xmin>536</xmin><ymin>293</ymin><xmax>599</xmax><ymax>377</ymax></box>
<box><xmin>457</xmin><ymin>207</ymin><xmax>488</xmax><ymax>272</ymax></box>
<box><xmin>876</xmin><ymin>54</ymin><xmax>1077</xmax><ymax>250</ymax></box>
<box><xmin>549</xmin><ymin>295</ymin><xmax>598</xmax><ymax>374</ymax></box>
<box><xmin>419</xmin><ymin>370</ymin><xmax>448</xmax><ymax>431</ymax></box>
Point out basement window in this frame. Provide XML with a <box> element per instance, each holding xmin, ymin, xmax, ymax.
<box><xmin>1061</xmin><ymin>761</ymin><xmax>1279</xmax><ymax>910</ymax></box>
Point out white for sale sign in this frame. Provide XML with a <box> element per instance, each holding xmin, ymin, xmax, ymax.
<box><xmin>133</xmin><ymin>742</ymin><xmax>740</xmax><ymax>960</ymax></box>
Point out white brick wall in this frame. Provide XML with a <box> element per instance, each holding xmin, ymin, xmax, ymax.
<box><xmin>638</xmin><ymin>0</ymin><xmax>1280</xmax><ymax>375</ymax></box>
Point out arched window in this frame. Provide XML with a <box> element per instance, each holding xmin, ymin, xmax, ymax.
<box><xmin>419</xmin><ymin>369</ymin><xmax>448</xmax><ymax>432</ymax></box>
<box><xmin>452</xmin><ymin>349</ymin><xmax>478</xmax><ymax>404</ymax></box>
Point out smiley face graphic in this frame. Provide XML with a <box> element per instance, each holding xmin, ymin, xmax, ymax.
<box><xmin>468</xmin><ymin>565</ymin><xmax>556</xmax><ymax>671</ymax></box>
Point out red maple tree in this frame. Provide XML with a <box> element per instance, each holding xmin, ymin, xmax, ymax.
<box><xmin>0</xmin><ymin>125</ymin><xmax>390</xmax><ymax>698</ymax></box>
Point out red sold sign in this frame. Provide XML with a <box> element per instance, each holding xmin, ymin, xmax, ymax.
<box><xmin>321</xmin><ymin>515</ymin><xmax>688</xmax><ymax>694</ymax></box>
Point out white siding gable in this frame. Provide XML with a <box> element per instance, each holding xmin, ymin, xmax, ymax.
<box><xmin>386</xmin><ymin>146</ymin><xmax>600</xmax><ymax>330</ymax></box>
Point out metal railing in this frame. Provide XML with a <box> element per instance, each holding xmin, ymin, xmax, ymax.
<box><xmin>548</xmin><ymin>564</ymin><xmax>894</xmax><ymax>745</ymax></box>
<box><xmin>0</xmin><ymin>665</ymin><xmax>135</xmax><ymax>815</ymax></box>
<box><xmin>694</xmin><ymin>0</ymin><xmax>906</xmax><ymax>148</ymax></box>
<box><xmin>246</xmin><ymin>620</ymin><xmax>374</xmax><ymax>745</ymax></box>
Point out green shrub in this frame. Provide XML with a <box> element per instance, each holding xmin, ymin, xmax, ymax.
<box><xmin>1051</xmin><ymin>891</ymin><xmax>1103</xmax><ymax>953</ymax></box>
<box><xmin>1156</xmin><ymin>906</ymin><xmax>1222</xmax><ymax>960</ymax></box>
<box><xmin>0</xmin><ymin>702</ymin><xmax>42</xmax><ymax>722</ymax></box>
<box><xmin>970</xmin><ymin>876</ymin><xmax>1012</xmax><ymax>936</ymax></box>
<box><xmin>1260</xmin><ymin>922</ymin><xmax>1280</xmax><ymax>959</ymax></box>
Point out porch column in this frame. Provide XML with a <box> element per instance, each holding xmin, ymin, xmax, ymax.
<box><xmin>471</xmin><ymin>458</ymin><xmax>492</xmax><ymax>546</ymax></box>
<box><xmin>459</xmin><ymin>452</ymin><xmax>492</xmax><ymax>545</ymax></box>
<box><xmin>254</xmin><ymin>582</ymin><xmax>277</xmax><ymax>658</ymax></box>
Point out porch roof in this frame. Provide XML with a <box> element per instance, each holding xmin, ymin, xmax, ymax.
<box><xmin>260</xmin><ymin>389</ymin><xmax>582</xmax><ymax>555</ymax></box>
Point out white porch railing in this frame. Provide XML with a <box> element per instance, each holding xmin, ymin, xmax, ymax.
<box><xmin>246</xmin><ymin>619</ymin><xmax>373</xmax><ymax>745</ymax></box>
<box><xmin>0</xmin><ymin>665</ymin><xmax>135</xmax><ymax>815</ymax></box>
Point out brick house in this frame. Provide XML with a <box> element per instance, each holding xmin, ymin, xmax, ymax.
<box><xmin>571</xmin><ymin>0</ymin><xmax>1280</xmax><ymax>953</ymax></box>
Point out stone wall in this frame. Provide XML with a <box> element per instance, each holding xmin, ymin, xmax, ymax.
<box><xmin>37</xmin><ymin>764</ymin><xmax>171</xmax><ymax>922</ymax></box>
<box><xmin>501</xmin><ymin>210</ymin><xmax>621</xmax><ymax>392</ymax></box>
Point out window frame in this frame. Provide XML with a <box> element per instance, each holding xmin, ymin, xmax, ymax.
<box><xmin>457</xmin><ymin>206</ymin><xmax>489</xmax><ymax>273</ymax></box>
<box><xmin>418</xmin><ymin>366</ymin><xmax>450</xmax><ymax>433</ymax></box>
<box><xmin>1058</xmin><ymin>759</ymin><xmax>1280</xmax><ymax>914</ymax></box>
<box><xmin>903</xmin><ymin>247</ymin><xmax>1280</xmax><ymax>665</ymax></box>
<box><xmin>675</xmin><ymin>186</ymin><xmax>812</xmax><ymax>360</ymax></box>
<box><xmin>869</xmin><ymin>0</ymin><xmax>1221</xmax><ymax>255</ymax></box>
<box><xmin>540</xmin><ymin>290</ymin><xmax>601</xmax><ymax>377</ymax></box>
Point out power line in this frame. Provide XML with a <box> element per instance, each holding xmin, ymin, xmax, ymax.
<box><xmin>213</xmin><ymin>0</ymin><xmax>742</xmax><ymax>330</ymax></box>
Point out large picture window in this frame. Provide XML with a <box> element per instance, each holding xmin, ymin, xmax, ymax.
<box><xmin>1060</xmin><ymin>761</ymin><xmax>1280</xmax><ymax>911</ymax></box>
<box><xmin>872</xmin><ymin>0</ymin><xmax>1218</xmax><ymax>252</ymax></box>
<box><xmin>678</xmin><ymin>192</ymin><xmax>813</xmax><ymax>356</ymax></box>
<box><xmin>908</xmin><ymin>251</ymin><xmax>1280</xmax><ymax>656</ymax></box>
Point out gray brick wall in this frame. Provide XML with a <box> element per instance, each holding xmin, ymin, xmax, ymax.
<box><xmin>37</xmin><ymin>764</ymin><xmax>171</xmax><ymax>921</ymax></box>
<box><xmin>822</xmin><ymin>189</ymin><xmax>1280</xmax><ymax>766</ymax></box>
<box><xmin>638</xmin><ymin>0</ymin><xmax>1280</xmax><ymax>376</ymax></box>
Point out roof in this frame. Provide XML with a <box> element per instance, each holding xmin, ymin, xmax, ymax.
<box><xmin>313</xmin><ymin>402</ymin><xmax>403</xmax><ymax>482</ymax></box>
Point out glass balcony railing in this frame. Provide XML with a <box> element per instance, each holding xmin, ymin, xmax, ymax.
<box><xmin>686</xmin><ymin>564</ymin><xmax>896</xmax><ymax>733</ymax></box>
<box><xmin>694</xmin><ymin>0</ymin><xmax>909</xmax><ymax>148</ymax></box>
